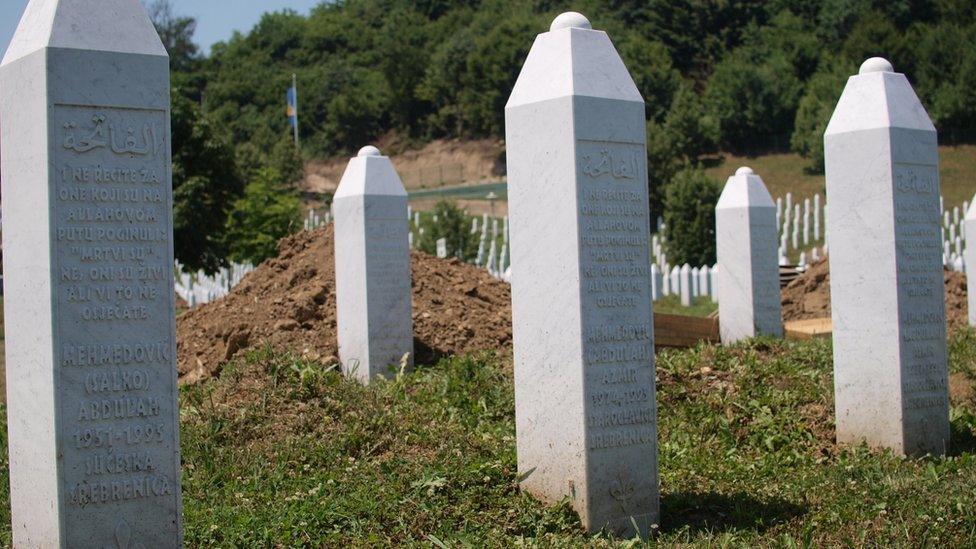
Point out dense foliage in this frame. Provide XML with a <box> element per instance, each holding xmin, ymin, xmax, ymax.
<box><xmin>179</xmin><ymin>1</ymin><xmax>976</xmax><ymax>165</ymax></box>
<box><xmin>148</xmin><ymin>1</ymin><xmax>302</xmax><ymax>270</ymax></box>
<box><xmin>222</xmin><ymin>168</ymin><xmax>302</xmax><ymax>264</ymax></box>
<box><xmin>663</xmin><ymin>169</ymin><xmax>721</xmax><ymax>267</ymax></box>
<box><xmin>415</xmin><ymin>200</ymin><xmax>479</xmax><ymax>260</ymax></box>
<box><xmin>158</xmin><ymin>0</ymin><xmax>976</xmax><ymax>265</ymax></box>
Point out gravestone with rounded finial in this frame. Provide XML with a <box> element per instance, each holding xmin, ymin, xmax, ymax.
<box><xmin>333</xmin><ymin>146</ymin><xmax>414</xmax><ymax>384</ymax></box>
<box><xmin>825</xmin><ymin>57</ymin><xmax>949</xmax><ymax>456</ymax></box>
<box><xmin>716</xmin><ymin>167</ymin><xmax>783</xmax><ymax>343</ymax></box>
<box><xmin>505</xmin><ymin>11</ymin><xmax>659</xmax><ymax>536</ymax></box>
<box><xmin>0</xmin><ymin>0</ymin><xmax>182</xmax><ymax>545</ymax></box>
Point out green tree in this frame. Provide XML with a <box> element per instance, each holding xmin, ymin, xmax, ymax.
<box><xmin>171</xmin><ymin>92</ymin><xmax>243</xmax><ymax>272</ymax></box>
<box><xmin>223</xmin><ymin>168</ymin><xmax>301</xmax><ymax>264</ymax></box>
<box><xmin>416</xmin><ymin>200</ymin><xmax>478</xmax><ymax>260</ymax></box>
<box><xmin>646</xmin><ymin>119</ymin><xmax>680</xmax><ymax>221</ymax></box>
<box><xmin>663</xmin><ymin>82</ymin><xmax>720</xmax><ymax>163</ymax></box>
<box><xmin>791</xmin><ymin>61</ymin><xmax>852</xmax><ymax>173</ymax></box>
<box><xmin>704</xmin><ymin>49</ymin><xmax>803</xmax><ymax>151</ymax></box>
<box><xmin>145</xmin><ymin>0</ymin><xmax>200</xmax><ymax>73</ymax></box>
<box><xmin>663</xmin><ymin>169</ymin><xmax>721</xmax><ymax>266</ymax></box>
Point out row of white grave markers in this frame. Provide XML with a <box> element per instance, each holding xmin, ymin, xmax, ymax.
<box><xmin>174</xmin><ymin>261</ymin><xmax>255</xmax><ymax>308</ymax></box>
<box><xmin>304</xmin><ymin>207</ymin><xmax>332</xmax><ymax>231</ymax></box>
<box><xmin>1</xmin><ymin>0</ymin><xmax>183</xmax><ymax>544</ymax></box>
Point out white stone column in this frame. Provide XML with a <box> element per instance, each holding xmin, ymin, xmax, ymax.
<box><xmin>715</xmin><ymin>167</ymin><xmax>783</xmax><ymax>343</ymax></box>
<box><xmin>966</xmin><ymin>196</ymin><xmax>976</xmax><ymax>327</ymax></box>
<box><xmin>803</xmin><ymin>198</ymin><xmax>811</xmax><ymax>245</ymax></box>
<box><xmin>0</xmin><ymin>0</ymin><xmax>182</xmax><ymax>544</ymax></box>
<box><xmin>651</xmin><ymin>264</ymin><xmax>661</xmax><ymax>300</ymax></box>
<box><xmin>506</xmin><ymin>11</ymin><xmax>658</xmax><ymax>536</ymax></box>
<box><xmin>679</xmin><ymin>264</ymin><xmax>692</xmax><ymax>306</ymax></box>
<box><xmin>814</xmin><ymin>193</ymin><xmax>822</xmax><ymax>240</ymax></box>
<box><xmin>334</xmin><ymin>146</ymin><xmax>414</xmax><ymax>384</ymax></box>
<box><xmin>825</xmin><ymin>57</ymin><xmax>948</xmax><ymax>457</ymax></box>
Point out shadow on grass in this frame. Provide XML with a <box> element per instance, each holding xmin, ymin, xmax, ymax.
<box><xmin>660</xmin><ymin>491</ymin><xmax>806</xmax><ymax>535</ymax></box>
<box><xmin>413</xmin><ymin>337</ymin><xmax>449</xmax><ymax>368</ymax></box>
<box><xmin>949</xmin><ymin>421</ymin><xmax>976</xmax><ymax>456</ymax></box>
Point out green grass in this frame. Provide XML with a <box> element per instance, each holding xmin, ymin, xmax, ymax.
<box><xmin>704</xmin><ymin>145</ymin><xmax>976</xmax><ymax>209</ymax></box>
<box><xmin>1</xmin><ymin>335</ymin><xmax>975</xmax><ymax>546</ymax></box>
<box><xmin>654</xmin><ymin>295</ymin><xmax>718</xmax><ymax>318</ymax></box>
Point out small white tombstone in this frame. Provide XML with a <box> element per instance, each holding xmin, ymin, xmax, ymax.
<box><xmin>650</xmin><ymin>263</ymin><xmax>661</xmax><ymax>300</ymax></box>
<box><xmin>699</xmin><ymin>266</ymin><xmax>711</xmax><ymax>300</ymax></box>
<box><xmin>679</xmin><ymin>264</ymin><xmax>692</xmax><ymax>306</ymax></box>
<box><xmin>333</xmin><ymin>146</ymin><xmax>414</xmax><ymax>384</ymax></box>
<box><xmin>691</xmin><ymin>266</ymin><xmax>700</xmax><ymax>297</ymax></box>
<box><xmin>966</xmin><ymin>197</ymin><xmax>976</xmax><ymax>327</ymax></box>
<box><xmin>670</xmin><ymin>265</ymin><xmax>680</xmax><ymax>297</ymax></box>
<box><xmin>506</xmin><ymin>12</ymin><xmax>658</xmax><ymax>535</ymax></box>
<box><xmin>1</xmin><ymin>0</ymin><xmax>183</xmax><ymax>544</ymax></box>
<box><xmin>715</xmin><ymin>168</ymin><xmax>783</xmax><ymax>343</ymax></box>
<box><xmin>486</xmin><ymin>238</ymin><xmax>498</xmax><ymax>275</ymax></box>
<box><xmin>661</xmin><ymin>264</ymin><xmax>671</xmax><ymax>296</ymax></box>
<box><xmin>436</xmin><ymin>237</ymin><xmax>448</xmax><ymax>258</ymax></box>
<box><xmin>825</xmin><ymin>57</ymin><xmax>948</xmax><ymax>456</ymax></box>
<box><xmin>802</xmin><ymin>198</ymin><xmax>811</xmax><ymax>245</ymax></box>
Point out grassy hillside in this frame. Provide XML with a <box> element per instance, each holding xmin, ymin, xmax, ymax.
<box><xmin>705</xmin><ymin>145</ymin><xmax>976</xmax><ymax>208</ymax></box>
<box><xmin>2</xmin><ymin>335</ymin><xmax>973</xmax><ymax>545</ymax></box>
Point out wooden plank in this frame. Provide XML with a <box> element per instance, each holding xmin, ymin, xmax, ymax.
<box><xmin>654</xmin><ymin>313</ymin><xmax>720</xmax><ymax>349</ymax></box>
<box><xmin>784</xmin><ymin>317</ymin><xmax>832</xmax><ymax>340</ymax></box>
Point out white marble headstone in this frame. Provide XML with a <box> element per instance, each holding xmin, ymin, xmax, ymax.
<box><xmin>333</xmin><ymin>146</ymin><xmax>414</xmax><ymax>384</ymax></box>
<box><xmin>715</xmin><ymin>167</ymin><xmax>783</xmax><ymax>343</ymax></box>
<box><xmin>506</xmin><ymin>11</ymin><xmax>659</xmax><ymax>536</ymax></box>
<box><xmin>825</xmin><ymin>57</ymin><xmax>948</xmax><ymax>456</ymax></box>
<box><xmin>1</xmin><ymin>0</ymin><xmax>182</xmax><ymax>545</ymax></box>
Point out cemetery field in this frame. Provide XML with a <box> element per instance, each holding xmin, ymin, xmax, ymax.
<box><xmin>708</xmin><ymin>144</ymin><xmax>976</xmax><ymax>208</ymax></box>
<box><xmin>0</xmin><ymin>336</ymin><xmax>971</xmax><ymax>545</ymax></box>
<box><xmin>653</xmin><ymin>295</ymin><xmax>718</xmax><ymax>318</ymax></box>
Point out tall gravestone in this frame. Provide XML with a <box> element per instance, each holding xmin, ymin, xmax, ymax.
<box><xmin>825</xmin><ymin>57</ymin><xmax>949</xmax><ymax>456</ymax></box>
<box><xmin>506</xmin><ymin>12</ymin><xmax>659</xmax><ymax>536</ymax></box>
<box><xmin>0</xmin><ymin>0</ymin><xmax>182</xmax><ymax>545</ymax></box>
<box><xmin>333</xmin><ymin>146</ymin><xmax>414</xmax><ymax>384</ymax></box>
<box><xmin>715</xmin><ymin>167</ymin><xmax>782</xmax><ymax>343</ymax></box>
<box><xmin>965</xmin><ymin>196</ymin><xmax>976</xmax><ymax>327</ymax></box>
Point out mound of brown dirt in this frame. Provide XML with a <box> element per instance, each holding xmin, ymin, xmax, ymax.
<box><xmin>781</xmin><ymin>258</ymin><xmax>970</xmax><ymax>333</ymax></box>
<box><xmin>176</xmin><ymin>226</ymin><xmax>511</xmax><ymax>384</ymax></box>
<box><xmin>781</xmin><ymin>259</ymin><xmax>832</xmax><ymax>321</ymax></box>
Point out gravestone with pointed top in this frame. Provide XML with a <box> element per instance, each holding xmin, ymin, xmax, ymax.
<box><xmin>505</xmin><ymin>11</ymin><xmax>659</xmax><ymax>535</ymax></box>
<box><xmin>715</xmin><ymin>167</ymin><xmax>783</xmax><ymax>343</ymax></box>
<box><xmin>825</xmin><ymin>57</ymin><xmax>948</xmax><ymax>456</ymax></box>
<box><xmin>0</xmin><ymin>0</ymin><xmax>182</xmax><ymax>545</ymax></box>
<box><xmin>966</xmin><ymin>197</ymin><xmax>976</xmax><ymax>327</ymax></box>
<box><xmin>333</xmin><ymin>146</ymin><xmax>414</xmax><ymax>384</ymax></box>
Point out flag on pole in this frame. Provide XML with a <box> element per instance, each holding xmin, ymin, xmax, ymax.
<box><xmin>286</xmin><ymin>85</ymin><xmax>298</xmax><ymax>129</ymax></box>
<box><xmin>286</xmin><ymin>74</ymin><xmax>300</xmax><ymax>146</ymax></box>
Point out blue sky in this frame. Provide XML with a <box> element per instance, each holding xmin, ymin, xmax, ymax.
<box><xmin>1</xmin><ymin>0</ymin><xmax>322</xmax><ymax>57</ymax></box>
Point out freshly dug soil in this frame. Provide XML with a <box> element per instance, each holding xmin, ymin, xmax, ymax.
<box><xmin>176</xmin><ymin>226</ymin><xmax>512</xmax><ymax>384</ymax></box>
<box><xmin>781</xmin><ymin>258</ymin><xmax>970</xmax><ymax>333</ymax></box>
